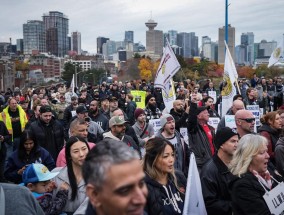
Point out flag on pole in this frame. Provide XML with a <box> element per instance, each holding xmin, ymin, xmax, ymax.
<box><xmin>162</xmin><ymin>78</ymin><xmax>176</xmax><ymax>113</ymax></box>
<box><xmin>70</xmin><ymin>74</ymin><xmax>75</xmax><ymax>94</ymax></box>
<box><xmin>268</xmin><ymin>47</ymin><xmax>282</xmax><ymax>68</ymax></box>
<box><xmin>154</xmin><ymin>40</ymin><xmax>180</xmax><ymax>92</ymax></box>
<box><xmin>221</xmin><ymin>41</ymin><xmax>238</xmax><ymax>117</ymax></box>
<box><xmin>183</xmin><ymin>153</ymin><xmax>207</xmax><ymax>215</ymax></box>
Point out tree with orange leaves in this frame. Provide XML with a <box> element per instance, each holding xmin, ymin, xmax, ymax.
<box><xmin>138</xmin><ymin>58</ymin><xmax>153</xmax><ymax>81</ymax></box>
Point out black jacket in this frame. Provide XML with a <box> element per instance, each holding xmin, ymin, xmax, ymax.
<box><xmin>63</xmin><ymin>104</ymin><xmax>77</xmax><ymax>127</ymax></box>
<box><xmin>29</xmin><ymin>118</ymin><xmax>64</xmax><ymax>161</ymax></box>
<box><xmin>169</xmin><ymin>108</ymin><xmax>188</xmax><ymax>131</ymax></box>
<box><xmin>200</xmin><ymin>154</ymin><xmax>237</xmax><ymax>215</ymax></box>
<box><xmin>187</xmin><ymin>102</ymin><xmax>216</xmax><ymax>171</ymax></box>
<box><xmin>144</xmin><ymin>171</ymin><xmax>186</xmax><ymax>215</ymax></box>
<box><xmin>229</xmin><ymin>172</ymin><xmax>275</xmax><ymax>215</ymax></box>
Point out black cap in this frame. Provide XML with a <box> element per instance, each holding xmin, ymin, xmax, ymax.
<box><xmin>196</xmin><ymin>106</ymin><xmax>210</xmax><ymax>115</ymax></box>
<box><xmin>76</xmin><ymin>105</ymin><xmax>88</xmax><ymax>114</ymax></box>
<box><xmin>215</xmin><ymin>127</ymin><xmax>238</xmax><ymax>149</ymax></box>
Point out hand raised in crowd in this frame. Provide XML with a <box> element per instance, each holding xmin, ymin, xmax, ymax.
<box><xmin>17</xmin><ymin>165</ymin><xmax>27</xmax><ymax>175</ymax></box>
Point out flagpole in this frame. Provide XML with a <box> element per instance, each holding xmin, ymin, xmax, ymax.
<box><xmin>224</xmin><ymin>40</ymin><xmax>241</xmax><ymax>95</ymax></box>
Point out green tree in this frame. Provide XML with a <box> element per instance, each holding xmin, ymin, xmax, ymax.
<box><xmin>62</xmin><ymin>62</ymin><xmax>82</xmax><ymax>83</ymax></box>
<box><xmin>91</xmin><ymin>68</ymin><xmax>107</xmax><ymax>84</ymax></box>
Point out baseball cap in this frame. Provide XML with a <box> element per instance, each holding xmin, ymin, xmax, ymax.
<box><xmin>109</xmin><ymin>116</ymin><xmax>128</xmax><ymax>128</ymax></box>
<box><xmin>196</xmin><ymin>106</ymin><xmax>210</xmax><ymax>115</ymax></box>
<box><xmin>76</xmin><ymin>105</ymin><xmax>88</xmax><ymax>114</ymax></box>
<box><xmin>22</xmin><ymin>163</ymin><xmax>59</xmax><ymax>184</ymax></box>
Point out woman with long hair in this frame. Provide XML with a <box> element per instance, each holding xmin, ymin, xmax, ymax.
<box><xmin>4</xmin><ymin>129</ymin><xmax>55</xmax><ymax>184</ymax></box>
<box><xmin>229</xmin><ymin>134</ymin><xmax>282</xmax><ymax>215</ymax></box>
<box><xmin>258</xmin><ymin>111</ymin><xmax>282</xmax><ymax>164</ymax></box>
<box><xmin>52</xmin><ymin>136</ymin><xmax>90</xmax><ymax>215</ymax></box>
<box><xmin>143</xmin><ymin>137</ymin><xmax>186</xmax><ymax>215</ymax></box>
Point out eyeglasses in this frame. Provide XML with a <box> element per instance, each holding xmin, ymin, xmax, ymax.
<box><xmin>238</xmin><ymin>118</ymin><xmax>255</xmax><ymax>123</ymax></box>
<box><xmin>149</xmin><ymin>99</ymin><xmax>156</xmax><ymax>101</ymax></box>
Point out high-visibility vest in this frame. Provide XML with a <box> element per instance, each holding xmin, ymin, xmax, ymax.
<box><xmin>0</xmin><ymin>106</ymin><xmax>28</xmax><ymax>140</ymax></box>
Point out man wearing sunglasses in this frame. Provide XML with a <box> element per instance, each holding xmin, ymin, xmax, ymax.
<box><xmin>235</xmin><ymin>110</ymin><xmax>255</xmax><ymax>138</ymax></box>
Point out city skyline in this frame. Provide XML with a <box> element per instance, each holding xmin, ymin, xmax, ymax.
<box><xmin>1</xmin><ymin>0</ymin><xmax>283</xmax><ymax>54</ymax></box>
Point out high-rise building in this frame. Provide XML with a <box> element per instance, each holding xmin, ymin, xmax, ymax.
<box><xmin>256</xmin><ymin>40</ymin><xmax>277</xmax><ymax>58</ymax></box>
<box><xmin>189</xmin><ymin>32</ymin><xmax>199</xmax><ymax>57</ymax></box>
<box><xmin>97</xmin><ymin>37</ymin><xmax>109</xmax><ymax>54</ymax></box>
<box><xmin>235</xmin><ymin>45</ymin><xmax>246</xmax><ymax>65</ymax></box>
<box><xmin>43</xmin><ymin>11</ymin><xmax>69</xmax><ymax>57</ymax></box>
<box><xmin>102</xmin><ymin>40</ymin><xmax>116</xmax><ymax>60</ymax></box>
<box><xmin>71</xmin><ymin>31</ymin><xmax>81</xmax><ymax>55</ymax></box>
<box><xmin>16</xmin><ymin>39</ymin><xmax>24</xmax><ymax>53</ymax></box>
<box><xmin>218</xmin><ymin>24</ymin><xmax>235</xmax><ymax>64</ymax></box>
<box><xmin>23</xmin><ymin>20</ymin><xmax>46</xmax><ymax>55</ymax></box>
<box><xmin>168</xmin><ymin>30</ymin><xmax>178</xmax><ymax>46</ymax></box>
<box><xmin>124</xmin><ymin>31</ymin><xmax>134</xmax><ymax>43</ymax></box>
<box><xmin>145</xmin><ymin>19</ymin><xmax>163</xmax><ymax>56</ymax></box>
<box><xmin>177</xmin><ymin>33</ymin><xmax>190</xmax><ymax>58</ymax></box>
<box><xmin>177</xmin><ymin>32</ymin><xmax>198</xmax><ymax>58</ymax></box>
<box><xmin>240</xmin><ymin>32</ymin><xmax>254</xmax><ymax>65</ymax></box>
<box><xmin>201</xmin><ymin>36</ymin><xmax>211</xmax><ymax>59</ymax></box>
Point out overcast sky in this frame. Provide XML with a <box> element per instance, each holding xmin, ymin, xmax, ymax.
<box><xmin>1</xmin><ymin>0</ymin><xmax>283</xmax><ymax>54</ymax></box>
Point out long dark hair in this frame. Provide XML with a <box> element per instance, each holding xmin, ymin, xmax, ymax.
<box><xmin>65</xmin><ymin>136</ymin><xmax>90</xmax><ymax>201</ymax></box>
<box><xmin>18</xmin><ymin>129</ymin><xmax>40</xmax><ymax>162</ymax></box>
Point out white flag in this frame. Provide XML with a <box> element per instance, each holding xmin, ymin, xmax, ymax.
<box><xmin>154</xmin><ymin>40</ymin><xmax>180</xmax><ymax>91</ymax></box>
<box><xmin>162</xmin><ymin>79</ymin><xmax>176</xmax><ymax>112</ymax></box>
<box><xmin>221</xmin><ymin>41</ymin><xmax>237</xmax><ymax>117</ymax></box>
<box><xmin>183</xmin><ymin>153</ymin><xmax>207</xmax><ymax>215</ymax></box>
<box><xmin>268</xmin><ymin>47</ymin><xmax>282</xmax><ymax>68</ymax></box>
<box><xmin>70</xmin><ymin>74</ymin><xmax>75</xmax><ymax>94</ymax></box>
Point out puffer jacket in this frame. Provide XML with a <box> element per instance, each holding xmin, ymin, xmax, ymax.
<box><xmin>144</xmin><ymin>171</ymin><xmax>186</xmax><ymax>215</ymax></box>
<box><xmin>275</xmin><ymin>137</ymin><xmax>284</xmax><ymax>176</ymax></box>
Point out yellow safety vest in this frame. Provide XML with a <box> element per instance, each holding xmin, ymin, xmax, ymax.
<box><xmin>0</xmin><ymin>105</ymin><xmax>28</xmax><ymax>140</ymax></box>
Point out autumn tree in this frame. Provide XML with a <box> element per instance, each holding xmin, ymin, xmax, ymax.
<box><xmin>138</xmin><ymin>58</ymin><xmax>153</xmax><ymax>81</ymax></box>
<box><xmin>237</xmin><ymin>66</ymin><xmax>255</xmax><ymax>79</ymax></box>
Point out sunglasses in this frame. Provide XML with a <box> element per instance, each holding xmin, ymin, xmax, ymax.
<box><xmin>238</xmin><ymin>118</ymin><xmax>255</xmax><ymax>123</ymax></box>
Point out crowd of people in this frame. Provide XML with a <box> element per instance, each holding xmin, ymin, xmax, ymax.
<box><xmin>0</xmin><ymin>74</ymin><xmax>283</xmax><ymax>215</ymax></box>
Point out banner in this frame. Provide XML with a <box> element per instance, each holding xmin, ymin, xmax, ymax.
<box><xmin>225</xmin><ymin>115</ymin><xmax>237</xmax><ymax>129</ymax></box>
<box><xmin>183</xmin><ymin>153</ymin><xmax>207</xmax><ymax>215</ymax></box>
<box><xmin>148</xmin><ymin>119</ymin><xmax>161</xmax><ymax>135</ymax></box>
<box><xmin>268</xmin><ymin>47</ymin><xmax>282</xmax><ymax>68</ymax></box>
<box><xmin>130</xmin><ymin>90</ymin><xmax>146</xmax><ymax>109</ymax></box>
<box><xmin>208</xmin><ymin>91</ymin><xmax>217</xmax><ymax>104</ymax></box>
<box><xmin>162</xmin><ymin>79</ymin><xmax>176</xmax><ymax>113</ymax></box>
<box><xmin>221</xmin><ymin>41</ymin><xmax>238</xmax><ymax>117</ymax></box>
<box><xmin>154</xmin><ymin>40</ymin><xmax>181</xmax><ymax>92</ymax></box>
<box><xmin>208</xmin><ymin>117</ymin><xmax>220</xmax><ymax>130</ymax></box>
